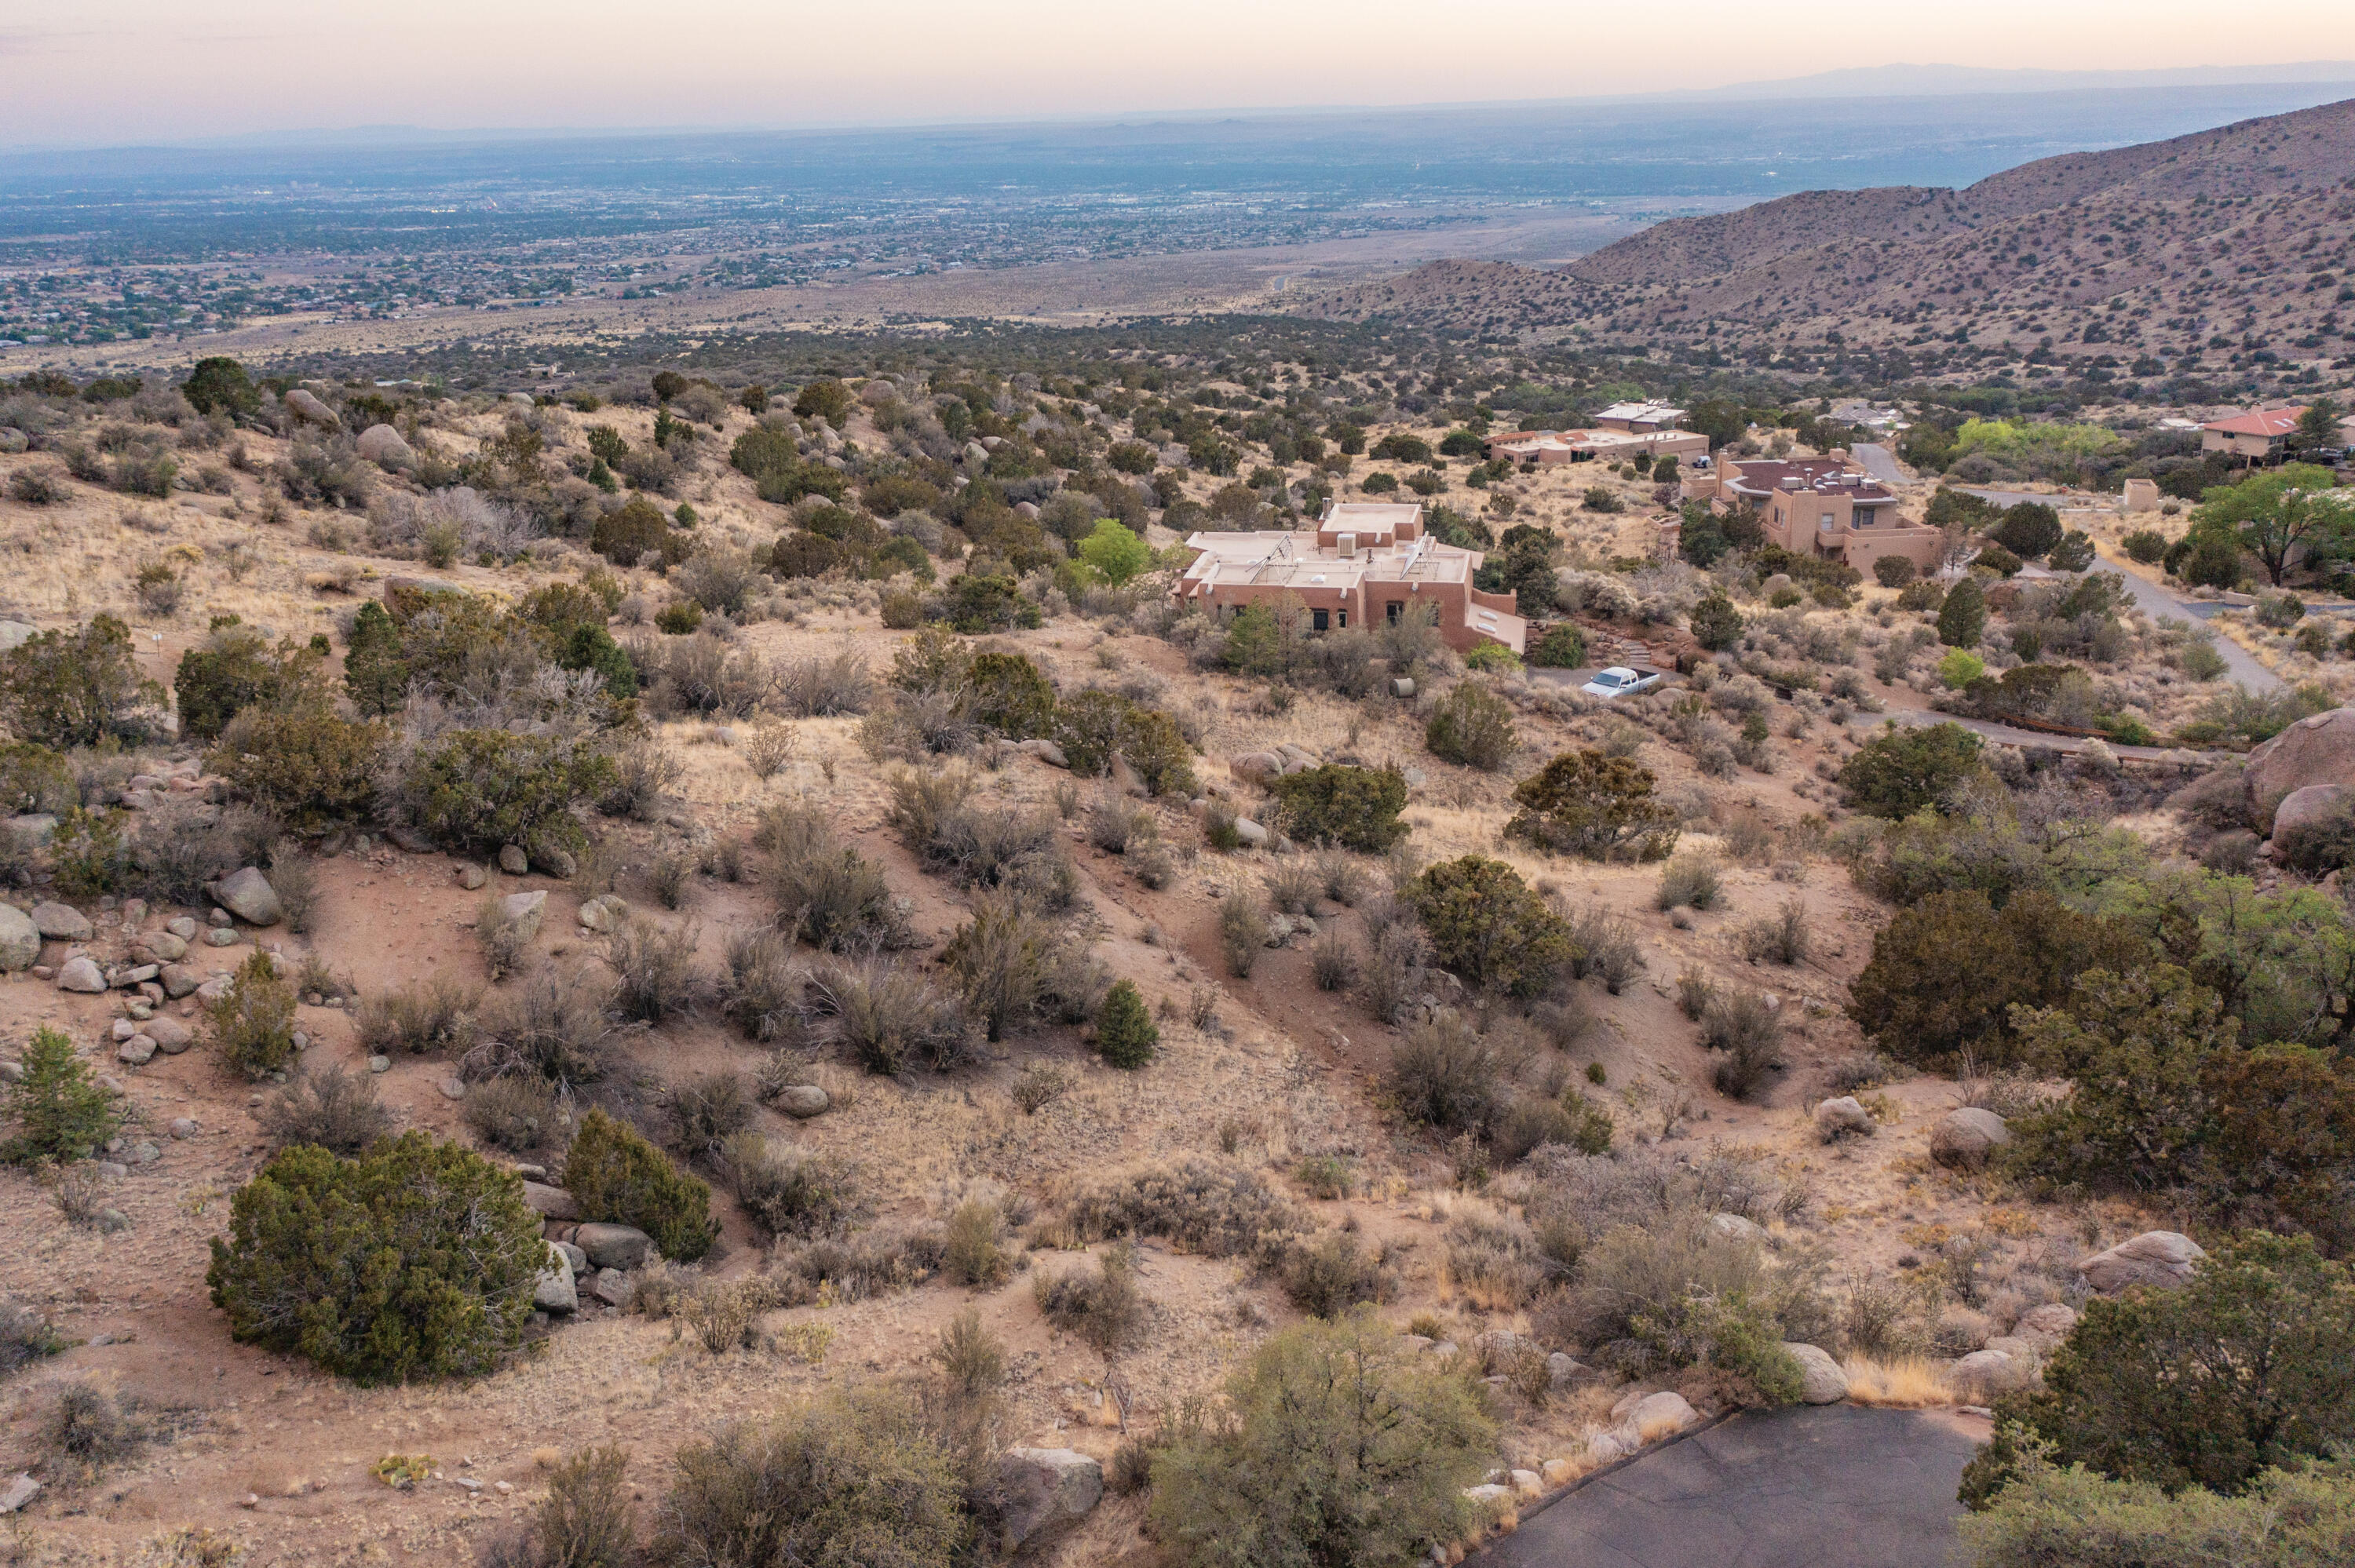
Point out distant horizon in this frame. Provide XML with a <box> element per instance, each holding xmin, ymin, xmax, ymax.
<box><xmin>7</xmin><ymin>1</ymin><xmax>2355</xmax><ymax>151</ymax></box>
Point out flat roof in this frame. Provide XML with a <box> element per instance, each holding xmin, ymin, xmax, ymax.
<box><xmin>1725</xmin><ymin>458</ymin><xmax>1895</xmax><ymax>502</ymax></box>
<box><xmin>1594</xmin><ymin>400</ymin><xmax>1685</xmax><ymax>423</ymax></box>
<box><xmin>1181</xmin><ymin>528</ymin><xmax>1475</xmax><ymax>586</ymax></box>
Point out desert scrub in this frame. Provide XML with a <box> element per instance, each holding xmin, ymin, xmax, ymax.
<box><xmin>208</xmin><ymin>950</ymin><xmax>298</xmax><ymax>1078</ymax></box>
<box><xmin>1387</xmin><ymin>1014</ymin><xmax>1500</xmax><ymax>1132</ymax></box>
<box><xmin>1279</xmin><ymin>1232</ymin><xmax>1395</xmax><ymax>1318</ymax></box>
<box><xmin>1422</xmin><ymin>680</ymin><xmax>1517</xmax><ymax>770</ymax></box>
<box><xmin>0</xmin><ymin>614</ymin><xmax>165</xmax><ymax>749</ymax></box>
<box><xmin>761</xmin><ymin>801</ymin><xmax>914</xmax><ymax>951</ymax></box>
<box><xmin>1148</xmin><ymin>1309</ymin><xmax>1495</xmax><ymax>1568</ymax></box>
<box><xmin>1217</xmin><ymin>889</ymin><xmax>1269</xmax><ymax>977</ymax></box>
<box><xmin>607</xmin><ymin>916</ymin><xmax>711</xmax><ymax>1024</ymax></box>
<box><xmin>940</xmin><ymin>893</ymin><xmax>1105</xmax><ymax>1041</ymax></box>
<box><xmin>563</xmin><ymin>1108</ymin><xmax>717</xmax><ymax>1261</ymax></box>
<box><xmin>3</xmin><ymin>1026</ymin><xmax>121</xmax><ymax>1165</ymax></box>
<box><xmin>354</xmin><ymin>976</ymin><xmax>480</xmax><ymax>1056</ymax></box>
<box><xmin>725</xmin><ymin>1133</ymin><xmax>861</xmax><ymax>1241</ymax></box>
<box><xmin>400</xmin><ymin>728</ymin><xmax>615</xmax><ymax>857</ymax></box>
<box><xmin>1266</xmin><ymin>764</ymin><xmax>1409</xmax><ymax>853</ymax></box>
<box><xmin>1064</xmin><ymin>1161</ymin><xmax>1305</xmax><ymax>1261</ymax></box>
<box><xmin>1406</xmin><ymin>855</ymin><xmax>1572</xmax><ymax>997</ymax></box>
<box><xmin>1096</xmin><ymin>978</ymin><xmax>1159</xmax><ymax>1068</ymax></box>
<box><xmin>1034</xmin><ymin>1246</ymin><xmax>1147</xmax><ymax>1351</ymax></box>
<box><xmin>206</xmin><ymin>1133</ymin><xmax>545</xmax><ymax>1384</ymax></box>
<box><xmin>802</xmin><ymin>955</ymin><xmax>973</xmax><ymax>1074</ymax></box>
<box><xmin>257</xmin><ymin>1063</ymin><xmax>392</xmax><ymax>1156</ymax></box>
<box><xmin>462</xmin><ymin>1074</ymin><xmax>561</xmax><ymax>1154</ymax></box>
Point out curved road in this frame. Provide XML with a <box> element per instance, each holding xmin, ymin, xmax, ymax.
<box><xmin>1473</xmin><ymin>1406</ymin><xmax>1985</xmax><ymax>1568</ymax></box>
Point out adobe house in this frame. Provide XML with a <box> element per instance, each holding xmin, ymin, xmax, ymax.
<box><xmin>2200</xmin><ymin>406</ymin><xmax>2306</xmax><ymax>461</ymax></box>
<box><xmin>1685</xmin><ymin>457</ymin><xmax>1942</xmax><ymax>574</ymax></box>
<box><xmin>1172</xmin><ymin>501</ymin><xmax>1528</xmax><ymax>655</ymax></box>
<box><xmin>1483</xmin><ymin>401</ymin><xmax>1710</xmax><ymax>467</ymax></box>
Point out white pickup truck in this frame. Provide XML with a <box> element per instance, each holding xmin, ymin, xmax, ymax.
<box><xmin>1579</xmin><ymin>665</ymin><xmax>1667</xmax><ymax>699</ymax></box>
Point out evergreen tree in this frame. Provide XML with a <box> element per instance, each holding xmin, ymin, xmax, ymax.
<box><xmin>2</xmin><ymin>1027</ymin><xmax>120</xmax><ymax>1165</ymax></box>
<box><xmin>1097</xmin><ymin>980</ymin><xmax>1159</xmax><ymax>1069</ymax></box>
<box><xmin>1938</xmin><ymin>574</ymin><xmax>1987</xmax><ymax>647</ymax></box>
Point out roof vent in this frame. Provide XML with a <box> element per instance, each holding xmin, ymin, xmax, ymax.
<box><xmin>1338</xmin><ymin>532</ymin><xmax>1356</xmax><ymax>558</ymax></box>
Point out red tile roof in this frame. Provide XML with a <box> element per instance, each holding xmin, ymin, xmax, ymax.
<box><xmin>2202</xmin><ymin>407</ymin><xmax>2306</xmax><ymax>438</ymax></box>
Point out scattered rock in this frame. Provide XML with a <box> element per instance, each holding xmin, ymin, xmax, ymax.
<box><xmin>158</xmin><ymin>964</ymin><xmax>199</xmax><ymax>998</ymax></box>
<box><xmin>1462</xmin><ymin>1482</ymin><xmax>1516</xmax><ymax>1508</ymax></box>
<box><xmin>775</xmin><ymin>1085</ymin><xmax>830</xmax><ymax>1119</ymax></box>
<box><xmin>997</xmin><ymin>1448</ymin><xmax>1104</xmax><ymax>1551</ymax></box>
<box><xmin>496</xmin><ymin>891</ymin><xmax>547</xmax><ymax>943</ymax></box>
<box><xmin>589</xmin><ymin>1270</ymin><xmax>637</xmax><ymax>1310</ymax></box>
<box><xmin>573</xmin><ymin>1223</ymin><xmax>653</xmax><ymax>1271</ymax></box>
<box><xmin>2013</xmin><ymin>1303</ymin><xmax>2079</xmax><ymax>1347</ymax></box>
<box><xmin>523</xmin><ymin>1181</ymin><xmax>580</xmax><ymax>1220</ymax></box>
<box><xmin>0</xmin><ymin>1061</ymin><xmax>20</xmax><ymax>1085</ymax></box>
<box><xmin>208</xmin><ymin>867</ymin><xmax>284</xmax><ymax>926</ymax></box>
<box><xmin>1782</xmin><ymin>1343</ymin><xmax>1849</xmax><ymax>1405</ymax></box>
<box><xmin>1930</xmin><ymin>1107</ymin><xmax>2011</xmax><ymax>1172</ymax></box>
<box><xmin>367</xmin><ymin>1055</ymin><xmax>392</xmax><ymax>1074</ymax></box>
<box><xmin>1229</xmin><ymin>752</ymin><xmax>1283</xmax><ymax>785</ymax></box>
<box><xmin>166</xmin><ymin>917</ymin><xmax>197</xmax><ymax>940</ymax></box>
<box><xmin>1016</xmin><ymin>738</ymin><xmax>1068</xmax><ymax>768</ymax></box>
<box><xmin>204</xmin><ymin>928</ymin><xmax>242</xmax><ymax>948</ymax></box>
<box><xmin>1232</xmin><ymin>817</ymin><xmax>1269</xmax><ymax>847</ymax></box>
<box><xmin>532</xmin><ymin>1244</ymin><xmax>578</xmax><ymax>1315</ymax></box>
<box><xmin>137</xmin><ymin>932</ymin><xmax>189</xmax><ymax>962</ymax></box>
<box><xmin>1546</xmin><ymin>1352</ymin><xmax>1597</xmax><ymax>1390</ymax></box>
<box><xmin>31</xmin><ymin>901</ymin><xmax>92</xmax><ymax>941</ymax></box>
<box><xmin>1813</xmin><ymin>1096</ymin><xmax>1876</xmax><ymax>1140</ymax></box>
<box><xmin>533</xmin><ymin>846</ymin><xmax>577</xmax><ymax>880</ymax></box>
<box><xmin>1509</xmin><ymin>1468</ymin><xmax>1543</xmax><ymax>1497</ymax></box>
<box><xmin>1615</xmin><ymin>1391</ymin><xmax>1699</xmax><ymax>1443</ymax></box>
<box><xmin>498</xmin><ymin>844</ymin><xmax>529</xmax><ymax>875</ymax></box>
<box><xmin>455</xmin><ymin>864</ymin><xmax>487</xmax><ymax>891</ymax></box>
<box><xmin>147</xmin><ymin>1016</ymin><xmax>193</xmax><ymax>1054</ymax></box>
<box><xmin>439</xmin><ymin>1078</ymin><xmax>466</xmax><ymax>1101</ymax></box>
<box><xmin>2078</xmin><ymin>1231</ymin><xmax>2206</xmax><ymax>1294</ymax></box>
<box><xmin>57</xmin><ymin>957</ymin><xmax>107</xmax><ymax>993</ymax></box>
<box><xmin>1709</xmin><ymin>1212</ymin><xmax>1769</xmax><ymax>1245</ymax></box>
<box><xmin>115</xmin><ymin>1036</ymin><xmax>156</xmax><ymax>1067</ymax></box>
<box><xmin>1</xmin><ymin>1474</ymin><xmax>42</xmax><ymax>1514</ymax></box>
<box><xmin>170</xmin><ymin>1118</ymin><xmax>198</xmax><ymax>1139</ymax></box>
<box><xmin>0</xmin><ymin>905</ymin><xmax>37</xmax><ymax>972</ymax></box>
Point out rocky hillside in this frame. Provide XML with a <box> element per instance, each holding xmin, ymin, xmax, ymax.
<box><xmin>1294</xmin><ymin>97</ymin><xmax>2355</xmax><ymax>377</ymax></box>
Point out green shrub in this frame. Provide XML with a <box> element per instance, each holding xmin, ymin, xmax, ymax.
<box><xmin>1504</xmin><ymin>749</ymin><xmax>1679</xmax><ymax>860</ymax></box>
<box><xmin>648</xmin><ymin>1391</ymin><xmax>973</xmax><ymax>1566</ymax></box>
<box><xmin>1961</xmin><ymin>1457</ymin><xmax>2355</xmax><ymax>1568</ymax></box>
<box><xmin>1526</xmin><ymin>623</ymin><xmax>1587</xmax><ymax>668</ymax></box>
<box><xmin>564</xmin><ymin>1108</ymin><xmax>717</xmax><ymax>1261</ymax></box>
<box><xmin>205</xmin><ymin>1132</ymin><xmax>545</xmax><ymax>1384</ymax></box>
<box><xmin>3</xmin><ymin>1026</ymin><xmax>121</xmax><ymax>1165</ymax></box>
<box><xmin>2005</xmin><ymin>968</ymin><xmax>2355</xmax><ymax>1240</ymax></box>
<box><xmin>654</xmin><ymin>600</ymin><xmax>703</xmax><ymax>635</ymax></box>
<box><xmin>181</xmin><ymin>356</ymin><xmax>259</xmax><ymax>417</ymax></box>
<box><xmin>1408</xmin><ymin>855</ymin><xmax>1574</xmax><ymax>996</ymax></box>
<box><xmin>1837</xmin><ymin>722</ymin><xmax>1985</xmax><ymax>818</ymax></box>
<box><xmin>1992</xmin><ymin>502</ymin><xmax>2063</xmax><ymax>560</ymax></box>
<box><xmin>403</xmin><ymin>730</ymin><xmax>615</xmax><ymax>856</ymax></box>
<box><xmin>964</xmin><ymin>651</ymin><xmax>1055</xmax><ymax>738</ymax></box>
<box><xmin>1490</xmin><ymin>1092</ymin><xmax>1613</xmax><ymax>1162</ymax></box>
<box><xmin>0</xmin><ymin>614</ymin><xmax>162</xmax><ymax>748</ymax></box>
<box><xmin>1268</xmin><ymin>764</ymin><xmax>1408</xmax><ymax>853</ymax></box>
<box><xmin>2122</xmin><ymin>528</ymin><xmax>2169</xmax><ymax>564</ymax></box>
<box><xmin>1872</xmin><ymin>556</ymin><xmax>1918</xmax><ymax>589</ymax></box>
<box><xmin>0</xmin><ymin>742</ymin><xmax>75</xmax><ymax>815</ymax></box>
<box><xmin>2049</xmin><ymin>531</ymin><xmax>2098</xmax><ymax>572</ymax></box>
<box><xmin>49</xmin><ymin>806</ymin><xmax>129</xmax><ymax>898</ymax></box>
<box><xmin>590</xmin><ymin>496</ymin><xmax>687</xmax><ymax>569</ymax></box>
<box><xmin>1846</xmin><ymin>888</ymin><xmax>2146</xmax><ymax>1068</ymax></box>
<box><xmin>210</xmin><ymin>706</ymin><xmax>387</xmax><ymax>833</ymax></box>
<box><xmin>1050</xmin><ymin>689</ymin><xmax>1196</xmax><ymax>795</ymax></box>
<box><xmin>172</xmin><ymin>622</ymin><xmax>330</xmax><ymax>742</ymax></box>
<box><xmin>1424</xmin><ymin>680</ymin><xmax>1517</xmax><ymax>771</ymax></box>
<box><xmin>1938</xmin><ymin>575</ymin><xmax>1988</xmax><ymax>647</ymax></box>
<box><xmin>942</xmin><ymin>572</ymin><xmax>1040</xmax><ymax>633</ymax></box>
<box><xmin>1961</xmin><ymin>1233</ymin><xmax>2355</xmax><ymax>1509</ymax></box>
<box><xmin>1689</xmin><ymin>591</ymin><xmax>1744</xmax><ymax>651</ymax></box>
<box><xmin>1148</xmin><ymin>1309</ymin><xmax>1495</xmax><ymax>1568</ymax></box>
<box><xmin>1097</xmin><ymin>979</ymin><xmax>1159</xmax><ymax>1068</ymax></box>
<box><xmin>209</xmin><ymin>950</ymin><xmax>298</xmax><ymax>1078</ymax></box>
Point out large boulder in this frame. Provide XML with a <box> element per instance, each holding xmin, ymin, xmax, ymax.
<box><xmin>572</xmin><ymin>1223</ymin><xmax>653</xmax><ymax>1271</ymax></box>
<box><xmin>30</xmin><ymin>901</ymin><xmax>91</xmax><ymax>941</ymax></box>
<box><xmin>1709</xmin><ymin>1212</ymin><xmax>1768</xmax><ymax>1246</ymax></box>
<box><xmin>1930</xmin><ymin>1107</ymin><xmax>2011</xmax><ymax>1172</ymax></box>
<box><xmin>144</xmin><ymin>1016</ymin><xmax>193</xmax><ymax>1055</ymax></box>
<box><xmin>2245</xmin><ymin>707</ymin><xmax>2355</xmax><ymax>830</ymax></box>
<box><xmin>523</xmin><ymin>1180</ymin><xmax>580</xmax><ymax>1220</ymax></box>
<box><xmin>57</xmin><ymin>956</ymin><xmax>107</xmax><ymax>993</ymax></box>
<box><xmin>2013</xmin><ymin>1303</ymin><xmax>2079</xmax><ymax>1350</ymax></box>
<box><xmin>1614</xmin><ymin>1391</ymin><xmax>1699</xmax><ymax>1443</ymax></box>
<box><xmin>1782</xmin><ymin>1343</ymin><xmax>1849</xmax><ymax>1405</ymax></box>
<box><xmin>355</xmin><ymin>424</ymin><xmax>414</xmax><ymax>468</ymax></box>
<box><xmin>1950</xmin><ymin>1347</ymin><xmax>2035</xmax><ymax>1402</ymax></box>
<box><xmin>1813</xmin><ymin>1096</ymin><xmax>1876</xmax><ymax>1140</ymax></box>
<box><xmin>774</xmin><ymin>1085</ymin><xmax>830</xmax><ymax>1119</ymax></box>
<box><xmin>997</xmin><ymin>1448</ymin><xmax>1103</xmax><ymax>1551</ymax></box>
<box><xmin>2079</xmin><ymin>1231</ymin><xmax>2205</xmax><ymax>1295</ymax></box>
<box><xmin>497</xmin><ymin>891</ymin><xmax>547</xmax><ymax>943</ymax></box>
<box><xmin>283</xmin><ymin>388</ymin><xmax>339</xmax><ymax>428</ymax></box>
<box><xmin>207</xmin><ymin>867</ymin><xmax>283</xmax><ymax>927</ymax></box>
<box><xmin>0</xmin><ymin>905</ymin><xmax>38</xmax><ymax>972</ymax></box>
<box><xmin>533</xmin><ymin>1242</ymin><xmax>578</xmax><ymax>1314</ymax></box>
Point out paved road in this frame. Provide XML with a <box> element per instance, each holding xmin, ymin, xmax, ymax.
<box><xmin>1959</xmin><ymin>487</ymin><xmax>2109</xmax><ymax>512</ymax></box>
<box><xmin>1475</xmin><ymin>1406</ymin><xmax>1984</xmax><ymax>1568</ymax></box>
<box><xmin>2094</xmin><ymin>552</ymin><xmax>2282</xmax><ymax>690</ymax></box>
<box><xmin>1851</xmin><ymin>443</ymin><xmax>1905</xmax><ymax>484</ymax></box>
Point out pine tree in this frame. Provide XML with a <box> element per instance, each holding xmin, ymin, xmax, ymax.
<box><xmin>1097</xmin><ymin>980</ymin><xmax>1159</xmax><ymax>1070</ymax></box>
<box><xmin>3</xmin><ymin>1026</ymin><xmax>120</xmax><ymax>1165</ymax></box>
<box><xmin>1938</xmin><ymin>574</ymin><xmax>1987</xmax><ymax>648</ymax></box>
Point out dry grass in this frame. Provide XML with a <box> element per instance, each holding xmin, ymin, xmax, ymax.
<box><xmin>1842</xmin><ymin>1355</ymin><xmax>1955</xmax><ymax>1408</ymax></box>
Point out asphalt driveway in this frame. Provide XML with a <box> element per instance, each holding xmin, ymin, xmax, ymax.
<box><xmin>1473</xmin><ymin>1405</ymin><xmax>1986</xmax><ymax>1568</ymax></box>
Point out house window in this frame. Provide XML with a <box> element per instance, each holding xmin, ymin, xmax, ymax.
<box><xmin>1386</xmin><ymin>601</ymin><xmax>1404</xmax><ymax>625</ymax></box>
<box><xmin>1819</xmin><ymin>512</ymin><xmax>1835</xmax><ymax>532</ymax></box>
<box><xmin>1336</xmin><ymin>609</ymin><xmax>1348</xmax><ymax>629</ymax></box>
<box><xmin>1311</xmin><ymin>608</ymin><xmax>1330</xmax><ymax>633</ymax></box>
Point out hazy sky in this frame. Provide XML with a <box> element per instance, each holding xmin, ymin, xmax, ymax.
<box><xmin>8</xmin><ymin>1</ymin><xmax>2355</xmax><ymax>147</ymax></box>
